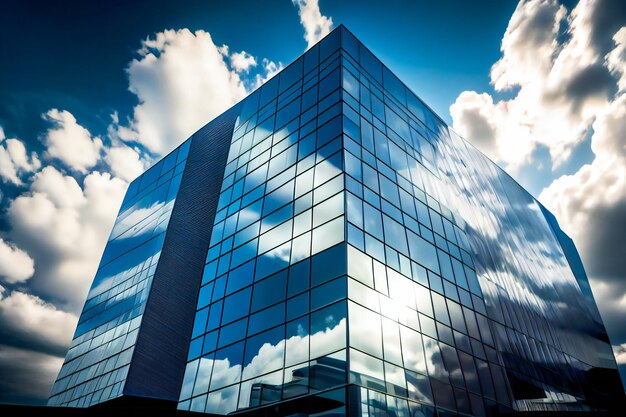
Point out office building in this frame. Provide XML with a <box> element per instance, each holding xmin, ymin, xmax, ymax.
<box><xmin>49</xmin><ymin>26</ymin><xmax>623</xmax><ymax>416</ymax></box>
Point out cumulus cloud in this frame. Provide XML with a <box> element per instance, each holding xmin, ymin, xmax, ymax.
<box><xmin>7</xmin><ymin>166</ymin><xmax>127</xmax><ymax>311</ymax></box>
<box><xmin>451</xmin><ymin>0</ymin><xmax>626</xmax><ymax>376</ymax></box>
<box><xmin>540</xmin><ymin>91</ymin><xmax>626</xmax><ymax>342</ymax></box>
<box><xmin>253</xmin><ymin>58</ymin><xmax>284</xmax><ymax>90</ymax></box>
<box><xmin>116</xmin><ymin>28</ymin><xmax>248</xmax><ymax>155</ymax></box>
<box><xmin>43</xmin><ymin>109</ymin><xmax>103</xmax><ymax>173</ymax></box>
<box><xmin>0</xmin><ymin>286</ymin><xmax>75</xmax><ymax>403</ymax></box>
<box><xmin>230</xmin><ymin>50</ymin><xmax>257</xmax><ymax>73</ymax></box>
<box><xmin>0</xmin><ymin>18</ymin><xmax>284</xmax><ymax>406</ymax></box>
<box><xmin>615</xmin><ymin>342</ymin><xmax>626</xmax><ymax>365</ymax></box>
<box><xmin>0</xmin><ymin>345</ymin><xmax>64</xmax><ymax>405</ymax></box>
<box><xmin>0</xmin><ymin>112</ymin><xmax>133</xmax><ymax>405</ymax></box>
<box><xmin>292</xmin><ymin>0</ymin><xmax>333</xmax><ymax>49</ymax></box>
<box><xmin>607</xmin><ymin>27</ymin><xmax>626</xmax><ymax>91</ymax></box>
<box><xmin>0</xmin><ymin>133</ymin><xmax>40</xmax><ymax>185</ymax></box>
<box><xmin>0</xmin><ymin>239</ymin><xmax>35</xmax><ymax>284</ymax></box>
<box><xmin>450</xmin><ymin>0</ymin><xmax>625</xmax><ymax>171</ymax></box>
<box><xmin>0</xmin><ymin>286</ymin><xmax>77</xmax><ymax>356</ymax></box>
<box><xmin>103</xmin><ymin>144</ymin><xmax>145</xmax><ymax>182</ymax></box>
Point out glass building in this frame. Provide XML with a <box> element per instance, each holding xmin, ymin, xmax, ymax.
<box><xmin>50</xmin><ymin>26</ymin><xmax>623</xmax><ymax>416</ymax></box>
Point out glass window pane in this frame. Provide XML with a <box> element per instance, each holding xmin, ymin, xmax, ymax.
<box><xmin>405</xmin><ymin>369</ymin><xmax>433</xmax><ymax>404</ymax></box>
<box><xmin>407</xmin><ymin>231</ymin><xmax>440</xmax><ymax>273</ymax></box>
<box><xmin>400</xmin><ymin>326</ymin><xmax>426</xmax><ymax>374</ymax></box>
<box><xmin>248</xmin><ymin>303</ymin><xmax>285</xmax><ymax>336</ymax></box>
<box><xmin>221</xmin><ymin>288</ymin><xmax>252</xmax><ymax>324</ymax></box>
<box><xmin>259</xmin><ymin>220</ymin><xmax>292</xmax><ymax>254</ymax></box>
<box><xmin>218</xmin><ymin>317</ymin><xmax>248</xmax><ymax>348</ymax></box>
<box><xmin>382</xmin><ymin>318</ymin><xmax>403</xmax><ymax>366</ymax></box>
<box><xmin>293</xmin><ymin>209</ymin><xmax>311</xmax><ymax>236</ymax></box>
<box><xmin>291</xmin><ymin>231</ymin><xmax>311</xmax><ymax>264</ymax></box>
<box><xmin>385</xmin><ymin>361</ymin><xmax>408</xmax><ymax>397</ymax></box>
<box><xmin>349</xmin><ymin>349</ymin><xmax>384</xmax><ymax>390</ymax></box>
<box><xmin>251</xmin><ymin>270</ymin><xmax>288</xmax><ymax>312</ymax></box>
<box><xmin>423</xmin><ymin>336</ymin><xmax>448</xmax><ymax>382</ymax></box>
<box><xmin>310</xmin><ymin>301</ymin><xmax>347</xmax><ymax>358</ymax></box>
<box><xmin>311</xmin><ymin>243</ymin><xmax>346</xmax><ymax>286</ymax></box>
<box><xmin>311</xmin><ymin>277</ymin><xmax>347</xmax><ymax>311</ymax></box>
<box><xmin>286</xmin><ymin>316</ymin><xmax>309</xmax><ymax>366</ymax></box>
<box><xmin>347</xmin><ymin>245</ymin><xmax>374</xmax><ymax>287</ymax></box>
<box><xmin>288</xmin><ymin>259</ymin><xmax>310</xmax><ymax>297</ymax></box>
<box><xmin>348</xmin><ymin>278</ymin><xmax>380</xmax><ymax>313</ymax></box>
<box><xmin>311</xmin><ymin>216</ymin><xmax>344</xmax><ymax>255</ymax></box>
<box><xmin>210</xmin><ymin>341</ymin><xmax>244</xmax><ymax>391</ymax></box>
<box><xmin>242</xmin><ymin>325</ymin><xmax>285</xmax><ymax>380</ymax></box>
<box><xmin>313</xmin><ymin>192</ymin><xmax>343</xmax><ymax>228</ymax></box>
<box><xmin>349</xmin><ymin>301</ymin><xmax>382</xmax><ymax>357</ymax></box>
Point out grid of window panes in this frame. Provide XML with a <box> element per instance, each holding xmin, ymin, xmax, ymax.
<box><xmin>178</xmin><ymin>34</ymin><xmax>351</xmax><ymax>415</ymax></box>
<box><xmin>48</xmin><ymin>141</ymin><xmax>191</xmax><ymax>407</ymax></box>
<box><xmin>337</xmin><ymin>26</ymin><xmax>615</xmax><ymax>414</ymax></box>
<box><xmin>339</xmin><ymin>34</ymin><xmax>512</xmax><ymax>416</ymax></box>
<box><xmin>176</xmin><ymin>26</ymin><xmax>616</xmax><ymax>416</ymax></box>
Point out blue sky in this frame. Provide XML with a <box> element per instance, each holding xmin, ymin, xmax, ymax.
<box><xmin>1</xmin><ymin>1</ymin><xmax>516</xmax><ymax>159</ymax></box>
<box><xmin>0</xmin><ymin>0</ymin><xmax>625</xmax><ymax>405</ymax></box>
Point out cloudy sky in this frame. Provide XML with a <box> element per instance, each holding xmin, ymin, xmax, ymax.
<box><xmin>0</xmin><ymin>0</ymin><xmax>624</xmax><ymax>405</ymax></box>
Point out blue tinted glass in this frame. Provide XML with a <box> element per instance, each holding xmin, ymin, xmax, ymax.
<box><xmin>288</xmin><ymin>259</ymin><xmax>310</xmax><ymax>297</ymax></box>
<box><xmin>304</xmin><ymin>43</ymin><xmax>319</xmax><ymax>74</ymax></box>
<box><xmin>206</xmin><ymin>300</ymin><xmax>223</xmax><ymax>332</ymax></box>
<box><xmin>218</xmin><ymin>318</ymin><xmax>248</xmax><ymax>348</ymax></box>
<box><xmin>319</xmin><ymin>27</ymin><xmax>340</xmax><ymax>61</ymax></box>
<box><xmin>248</xmin><ymin>303</ymin><xmax>285</xmax><ymax>336</ymax></box>
<box><xmin>287</xmin><ymin>292</ymin><xmax>309</xmax><ymax>321</ymax></box>
<box><xmin>226</xmin><ymin>260</ymin><xmax>255</xmax><ymax>294</ymax></box>
<box><xmin>279</xmin><ymin>57</ymin><xmax>303</xmax><ymax>93</ymax></box>
<box><xmin>259</xmin><ymin>76</ymin><xmax>278</xmax><ymax>107</ymax></box>
<box><xmin>192</xmin><ymin>308</ymin><xmax>209</xmax><ymax>338</ymax></box>
<box><xmin>359</xmin><ymin>45</ymin><xmax>382</xmax><ymax>82</ymax></box>
<box><xmin>244</xmin><ymin>325</ymin><xmax>285</xmax><ymax>367</ymax></box>
<box><xmin>202</xmin><ymin>331</ymin><xmax>218</xmax><ymax>355</ymax></box>
<box><xmin>221</xmin><ymin>288</ymin><xmax>252</xmax><ymax>324</ymax></box>
<box><xmin>311</xmin><ymin>244</ymin><xmax>346</xmax><ymax>286</ymax></box>
<box><xmin>251</xmin><ymin>270</ymin><xmax>288</xmax><ymax>312</ymax></box>
<box><xmin>311</xmin><ymin>277</ymin><xmax>347</xmax><ymax>310</ymax></box>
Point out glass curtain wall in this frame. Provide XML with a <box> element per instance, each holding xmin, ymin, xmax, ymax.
<box><xmin>179</xmin><ymin>26</ymin><xmax>620</xmax><ymax>416</ymax></box>
<box><xmin>49</xmin><ymin>141</ymin><xmax>191</xmax><ymax>407</ymax></box>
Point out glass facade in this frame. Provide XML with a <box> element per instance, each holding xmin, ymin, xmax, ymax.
<box><xmin>49</xmin><ymin>142</ymin><xmax>191</xmax><ymax>407</ymax></box>
<box><xmin>178</xmin><ymin>37</ymin><xmax>349</xmax><ymax>414</ymax></box>
<box><xmin>50</xmin><ymin>26</ymin><xmax>622</xmax><ymax>416</ymax></box>
<box><xmin>178</xmin><ymin>27</ymin><xmax>621</xmax><ymax>416</ymax></box>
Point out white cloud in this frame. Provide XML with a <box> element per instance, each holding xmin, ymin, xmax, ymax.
<box><xmin>607</xmin><ymin>27</ymin><xmax>626</xmax><ymax>92</ymax></box>
<box><xmin>450</xmin><ymin>0</ymin><xmax>626</xmax><ymax>360</ymax></box>
<box><xmin>292</xmin><ymin>0</ymin><xmax>333</xmax><ymax>49</ymax></box>
<box><xmin>0</xmin><ymin>20</ymin><xmax>288</xmax><ymax>405</ymax></box>
<box><xmin>449</xmin><ymin>92</ymin><xmax>501</xmax><ymax>158</ymax></box>
<box><xmin>538</xmin><ymin>19</ymin><xmax>625</xmax><ymax>349</ymax></box>
<box><xmin>7</xmin><ymin>166</ymin><xmax>127</xmax><ymax>311</ymax></box>
<box><xmin>104</xmin><ymin>144</ymin><xmax>145</xmax><ymax>182</ymax></box>
<box><xmin>539</xmin><ymin>91</ymin><xmax>626</xmax><ymax>335</ymax></box>
<box><xmin>43</xmin><ymin>109</ymin><xmax>103</xmax><ymax>173</ymax></box>
<box><xmin>0</xmin><ymin>135</ymin><xmax>40</xmax><ymax>185</ymax></box>
<box><xmin>117</xmin><ymin>28</ymin><xmax>248</xmax><ymax>155</ymax></box>
<box><xmin>0</xmin><ymin>239</ymin><xmax>34</xmax><ymax>284</ymax></box>
<box><xmin>0</xmin><ymin>286</ymin><xmax>77</xmax><ymax>355</ymax></box>
<box><xmin>615</xmin><ymin>343</ymin><xmax>626</xmax><ymax>365</ymax></box>
<box><xmin>450</xmin><ymin>0</ymin><xmax>621</xmax><ymax>171</ymax></box>
<box><xmin>0</xmin><ymin>345</ymin><xmax>64</xmax><ymax>405</ymax></box>
<box><xmin>230</xmin><ymin>50</ymin><xmax>257</xmax><ymax>73</ymax></box>
<box><xmin>253</xmin><ymin>58</ymin><xmax>284</xmax><ymax>90</ymax></box>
